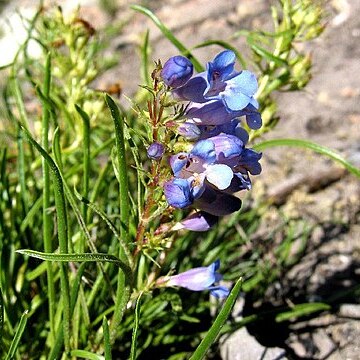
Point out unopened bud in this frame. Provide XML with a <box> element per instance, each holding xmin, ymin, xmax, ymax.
<box><xmin>161</xmin><ymin>56</ymin><xmax>193</xmax><ymax>88</ymax></box>
<box><xmin>147</xmin><ymin>142</ymin><xmax>165</xmax><ymax>160</ymax></box>
<box><xmin>177</xmin><ymin>122</ymin><xmax>201</xmax><ymax>140</ymax></box>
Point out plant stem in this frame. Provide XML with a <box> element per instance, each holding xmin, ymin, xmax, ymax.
<box><xmin>41</xmin><ymin>53</ymin><xmax>56</xmax><ymax>344</ymax></box>
<box><xmin>105</xmin><ymin>95</ymin><xmax>132</xmax><ymax>343</ymax></box>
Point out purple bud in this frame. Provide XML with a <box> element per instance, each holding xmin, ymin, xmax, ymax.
<box><xmin>161</xmin><ymin>56</ymin><xmax>193</xmax><ymax>88</ymax></box>
<box><xmin>177</xmin><ymin>122</ymin><xmax>201</xmax><ymax>140</ymax></box>
<box><xmin>147</xmin><ymin>142</ymin><xmax>165</xmax><ymax>160</ymax></box>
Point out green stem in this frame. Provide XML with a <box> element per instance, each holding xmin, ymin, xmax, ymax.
<box><xmin>41</xmin><ymin>53</ymin><xmax>56</xmax><ymax>344</ymax></box>
<box><xmin>75</xmin><ymin>105</ymin><xmax>90</xmax><ymax>252</ymax></box>
<box><xmin>105</xmin><ymin>95</ymin><xmax>132</xmax><ymax>343</ymax></box>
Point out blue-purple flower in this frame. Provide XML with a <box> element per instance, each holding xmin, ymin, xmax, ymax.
<box><xmin>205</xmin><ymin>53</ymin><xmax>259</xmax><ymax>110</ymax></box>
<box><xmin>170</xmin><ymin>50</ymin><xmax>262</xmax><ymax>129</ymax></box>
<box><xmin>163</xmin><ymin>260</ymin><xmax>229</xmax><ymax>298</ymax></box>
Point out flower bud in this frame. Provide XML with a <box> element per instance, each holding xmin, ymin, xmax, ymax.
<box><xmin>161</xmin><ymin>56</ymin><xmax>193</xmax><ymax>88</ymax></box>
<box><xmin>177</xmin><ymin>122</ymin><xmax>201</xmax><ymax>140</ymax></box>
<box><xmin>147</xmin><ymin>142</ymin><xmax>164</xmax><ymax>160</ymax></box>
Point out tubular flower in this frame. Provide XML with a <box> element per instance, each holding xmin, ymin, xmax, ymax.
<box><xmin>169</xmin><ymin>50</ymin><xmax>262</xmax><ymax>129</ymax></box>
<box><xmin>172</xmin><ymin>211</ymin><xmax>218</xmax><ymax>232</ymax></box>
<box><xmin>163</xmin><ymin>260</ymin><xmax>229</xmax><ymax>298</ymax></box>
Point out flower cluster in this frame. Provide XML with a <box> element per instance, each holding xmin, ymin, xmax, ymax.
<box><xmin>162</xmin><ymin>51</ymin><xmax>262</xmax><ymax>231</ymax></box>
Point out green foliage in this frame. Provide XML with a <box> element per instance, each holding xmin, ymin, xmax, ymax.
<box><xmin>0</xmin><ymin>1</ymin><xmax>357</xmax><ymax>359</ymax></box>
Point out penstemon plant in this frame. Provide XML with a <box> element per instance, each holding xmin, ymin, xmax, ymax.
<box><xmin>1</xmin><ymin>1</ymin><xmax>359</xmax><ymax>359</ymax></box>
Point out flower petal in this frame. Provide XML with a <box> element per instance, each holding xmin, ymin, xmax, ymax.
<box><xmin>164</xmin><ymin>178</ymin><xmax>193</xmax><ymax>208</ymax></box>
<box><xmin>173</xmin><ymin>74</ymin><xmax>208</xmax><ymax>103</ymax></box>
<box><xmin>221</xmin><ymin>70</ymin><xmax>258</xmax><ymax>111</ymax></box>
<box><xmin>209</xmin><ymin>286</ymin><xmax>230</xmax><ymax>298</ymax></box>
<box><xmin>211</xmin><ymin>50</ymin><xmax>236</xmax><ymax>75</ymax></box>
<box><xmin>186</xmin><ymin>100</ymin><xmax>243</xmax><ymax>126</ymax></box>
<box><xmin>230</xmin><ymin>70</ymin><xmax>258</xmax><ymax>96</ymax></box>
<box><xmin>191</xmin><ymin>140</ymin><xmax>216</xmax><ymax>162</ymax></box>
<box><xmin>177</xmin><ymin>122</ymin><xmax>201</xmax><ymax>140</ymax></box>
<box><xmin>222</xmin><ymin>91</ymin><xmax>252</xmax><ymax>111</ymax></box>
<box><xmin>170</xmin><ymin>152</ymin><xmax>188</xmax><ymax>176</ymax></box>
<box><xmin>195</xmin><ymin>186</ymin><xmax>242</xmax><ymax>216</ymax></box>
<box><xmin>246</xmin><ymin>112</ymin><xmax>262</xmax><ymax>130</ymax></box>
<box><xmin>174</xmin><ymin>211</ymin><xmax>218</xmax><ymax>232</ymax></box>
<box><xmin>205</xmin><ymin>164</ymin><xmax>233</xmax><ymax>190</ymax></box>
<box><xmin>209</xmin><ymin>134</ymin><xmax>243</xmax><ymax>159</ymax></box>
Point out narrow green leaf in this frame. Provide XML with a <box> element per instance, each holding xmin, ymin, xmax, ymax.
<box><xmin>41</xmin><ymin>52</ymin><xmax>56</xmax><ymax>345</ymax></box>
<box><xmin>140</xmin><ymin>30</ymin><xmax>151</xmax><ymax>86</ymax></box>
<box><xmin>16</xmin><ymin>250</ymin><xmax>132</xmax><ymax>282</ymax></box>
<box><xmin>25</xmin><ymin>261</ymin><xmax>48</xmax><ymax>281</ymax></box>
<box><xmin>5</xmin><ymin>310</ymin><xmax>29</xmax><ymax>360</ymax></box>
<box><xmin>0</xmin><ymin>287</ymin><xmax>3</xmax><ymax>337</ymax></box>
<box><xmin>130</xmin><ymin>292</ymin><xmax>143</xmax><ymax>360</ymax></box>
<box><xmin>189</xmin><ymin>277</ymin><xmax>242</xmax><ymax>360</ymax></box>
<box><xmin>103</xmin><ymin>317</ymin><xmax>112</xmax><ymax>360</ymax></box>
<box><xmin>105</xmin><ymin>94</ymin><xmax>130</xmax><ymax>240</ymax></box>
<box><xmin>105</xmin><ymin>94</ymin><xmax>132</xmax><ymax>343</ymax></box>
<box><xmin>74</xmin><ymin>189</ymin><xmax>133</xmax><ymax>267</ymax></box>
<box><xmin>48</xmin><ymin>263</ymin><xmax>87</xmax><ymax>360</ymax></box>
<box><xmin>276</xmin><ymin>302</ymin><xmax>330</xmax><ymax>322</ymax></box>
<box><xmin>131</xmin><ymin>5</ymin><xmax>203</xmax><ymax>72</ymax></box>
<box><xmin>253</xmin><ymin>138</ymin><xmax>360</xmax><ymax>179</ymax></box>
<box><xmin>247</xmin><ymin>36</ymin><xmax>287</xmax><ymax>66</ymax></box>
<box><xmin>75</xmin><ymin>104</ymin><xmax>91</xmax><ymax>252</ymax></box>
<box><xmin>70</xmin><ymin>350</ymin><xmax>105</xmax><ymax>360</ymax></box>
<box><xmin>20</xmin><ymin>196</ymin><xmax>42</xmax><ymax>233</ymax></box>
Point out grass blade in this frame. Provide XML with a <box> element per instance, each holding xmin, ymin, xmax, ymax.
<box><xmin>5</xmin><ymin>310</ymin><xmax>29</xmax><ymax>360</ymax></box>
<box><xmin>0</xmin><ymin>287</ymin><xmax>3</xmax><ymax>337</ymax></box>
<box><xmin>189</xmin><ymin>277</ymin><xmax>242</xmax><ymax>360</ymax></box>
<box><xmin>131</xmin><ymin>5</ymin><xmax>203</xmax><ymax>72</ymax></box>
<box><xmin>70</xmin><ymin>350</ymin><xmax>105</xmax><ymax>360</ymax></box>
<box><xmin>130</xmin><ymin>292</ymin><xmax>143</xmax><ymax>360</ymax></box>
<box><xmin>276</xmin><ymin>302</ymin><xmax>330</xmax><ymax>322</ymax></box>
<box><xmin>253</xmin><ymin>138</ymin><xmax>360</xmax><ymax>179</ymax></box>
<box><xmin>41</xmin><ymin>52</ymin><xmax>56</xmax><ymax>344</ymax></box>
<box><xmin>105</xmin><ymin>94</ymin><xmax>132</xmax><ymax>342</ymax></box>
<box><xmin>16</xmin><ymin>250</ymin><xmax>132</xmax><ymax>282</ymax></box>
<box><xmin>103</xmin><ymin>317</ymin><xmax>112</xmax><ymax>360</ymax></box>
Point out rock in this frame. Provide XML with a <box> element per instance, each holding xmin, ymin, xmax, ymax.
<box><xmin>339</xmin><ymin>304</ymin><xmax>360</xmax><ymax>319</ymax></box>
<box><xmin>221</xmin><ymin>327</ymin><xmax>287</xmax><ymax>360</ymax></box>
